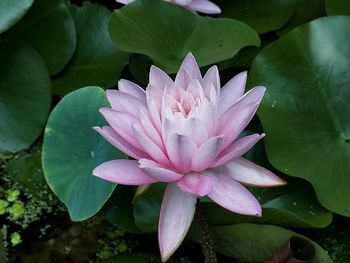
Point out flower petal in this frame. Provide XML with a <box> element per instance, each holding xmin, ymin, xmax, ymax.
<box><xmin>139</xmin><ymin>107</ymin><xmax>163</xmax><ymax>148</ymax></box>
<box><xmin>93</xmin><ymin>160</ymin><xmax>156</xmax><ymax>185</ymax></box>
<box><xmin>93</xmin><ymin>126</ymin><xmax>149</xmax><ymax>160</ymax></box>
<box><xmin>159</xmin><ymin>183</ymin><xmax>197</xmax><ymax>262</ymax></box>
<box><xmin>177</xmin><ymin>173</ymin><xmax>212</xmax><ymax>197</ymax></box>
<box><xmin>105</xmin><ymin>89</ymin><xmax>146</xmax><ymax>117</ymax></box>
<box><xmin>187</xmin><ymin>0</ymin><xmax>221</xmax><ymax>14</ymax></box>
<box><xmin>166</xmin><ymin>133</ymin><xmax>198</xmax><ymax>173</ymax></box>
<box><xmin>175</xmin><ymin>67</ymin><xmax>192</xmax><ymax>88</ymax></box>
<box><xmin>213</xmin><ymin>133</ymin><xmax>264</xmax><ymax>167</ymax></box>
<box><xmin>202</xmin><ymin>66</ymin><xmax>220</xmax><ymax>95</ymax></box>
<box><xmin>207</xmin><ymin>172</ymin><xmax>262</xmax><ymax>216</ymax></box>
<box><xmin>219</xmin><ymin>86</ymin><xmax>266</xmax><ymax>148</ymax></box>
<box><xmin>219</xmin><ymin>71</ymin><xmax>247</xmax><ymax>115</ymax></box>
<box><xmin>192</xmin><ymin>136</ymin><xmax>223</xmax><ymax>172</ymax></box>
<box><xmin>139</xmin><ymin>159</ymin><xmax>183</xmax><ymax>182</ymax></box>
<box><xmin>99</xmin><ymin>108</ymin><xmax>142</xmax><ymax>149</ymax></box>
<box><xmin>216</xmin><ymin>158</ymin><xmax>287</xmax><ymax>187</ymax></box>
<box><xmin>150</xmin><ymin>65</ymin><xmax>173</xmax><ymax>89</ymax></box>
<box><xmin>178</xmin><ymin>52</ymin><xmax>202</xmax><ymax>81</ymax></box>
<box><xmin>132</xmin><ymin>122</ymin><xmax>172</xmax><ymax>166</ymax></box>
<box><xmin>118</xmin><ymin>79</ymin><xmax>146</xmax><ymax>103</ymax></box>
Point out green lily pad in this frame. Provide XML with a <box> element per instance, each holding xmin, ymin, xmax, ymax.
<box><xmin>4</xmin><ymin>0</ymin><xmax>76</xmax><ymax>75</ymax></box>
<box><xmin>206</xmin><ymin>224</ymin><xmax>333</xmax><ymax>262</ymax></box>
<box><xmin>0</xmin><ymin>40</ymin><xmax>51</xmax><ymax>153</ymax></box>
<box><xmin>326</xmin><ymin>0</ymin><xmax>350</xmax><ymax>15</ymax></box>
<box><xmin>277</xmin><ymin>0</ymin><xmax>326</xmax><ymax>35</ymax></box>
<box><xmin>53</xmin><ymin>3</ymin><xmax>129</xmax><ymax>95</ymax></box>
<box><xmin>109</xmin><ymin>0</ymin><xmax>260</xmax><ymax>73</ymax></box>
<box><xmin>0</xmin><ymin>0</ymin><xmax>34</xmax><ymax>34</ymax></box>
<box><xmin>204</xmin><ymin>190</ymin><xmax>332</xmax><ymax>229</ymax></box>
<box><xmin>215</xmin><ymin>0</ymin><xmax>298</xmax><ymax>34</ymax></box>
<box><xmin>133</xmin><ymin>183</ymin><xmax>166</xmax><ymax>232</ymax></box>
<box><xmin>42</xmin><ymin>86</ymin><xmax>126</xmax><ymax>221</ymax></box>
<box><xmin>248</xmin><ymin>16</ymin><xmax>350</xmax><ymax>216</ymax></box>
<box><xmin>6</xmin><ymin>147</ymin><xmax>45</xmax><ymax>196</ymax></box>
<box><xmin>102</xmin><ymin>185</ymin><xmax>142</xmax><ymax>233</ymax></box>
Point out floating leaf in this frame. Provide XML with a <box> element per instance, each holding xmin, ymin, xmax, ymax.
<box><xmin>0</xmin><ymin>0</ymin><xmax>34</xmax><ymax>34</ymax></box>
<box><xmin>248</xmin><ymin>16</ymin><xmax>350</xmax><ymax>216</ymax></box>
<box><xmin>326</xmin><ymin>0</ymin><xmax>350</xmax><ymax>15</ymax></box>
<box><xmin>197</xmin><ymin>224</ymin><xmax>333</xmax><ymax>262</ymax></box>
<box><xmin>53</xmin><ymin>3</ymin><xmax>128</xmax><ymax>95</ymax></box>
<box><xmin>215</xmin><ymin>0</ymin><xmax>297</xmax><ymax>34</ymax></box>
<box><xmin>0</xmin><ymin>40</ymin><xmax>51</xmax><ymax>153</ymax></box>
<box><xmin>4</xmin><ymin>0</ymin><xmax>76</xmax><ymax>75</ymax></box>
<box><xmin>102</xmin><ymin>185</ymin><xmax>142</xmax><ymax>233</ymax></box>
<box><xmin>109</xmin><ymin>0</ymin><xmax>260</xmax><ymax>73</ymax></box>
<box><xmin>42</xmin><ymin>86</ymin><xmax>126</xmax><ymax>221</ymax></box>
<box><xmin>277</xmin><ymin>0</ymin><xmax>326</xmax><ymax>35</ymax></box>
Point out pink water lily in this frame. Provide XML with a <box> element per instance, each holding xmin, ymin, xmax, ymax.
<box><xmin>116</xmin><ymin>0</ymin><xmax>221</xmax><ymax>14</ymax></box>
<box><xmin>93</xmin><ymin>53</ymin><xmax>286</xmax><ymax>262</ymax></box>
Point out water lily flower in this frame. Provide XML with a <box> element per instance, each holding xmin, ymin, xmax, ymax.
<box><xmin>93</xmin><ymin>53</ymin><xmax>286</xmax><ymax>262</ymax></box>
<box><xmin>116</xmin><ymin>0</ymin><xmax>221</xmax><ymax>14</ymax></box>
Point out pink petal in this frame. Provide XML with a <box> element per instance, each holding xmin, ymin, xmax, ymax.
<box><xmin>148</xmin><ymin>98</ymin><xmax>162</xmax><ymax>133</ymax></box>
<box><xmin>105</xmin><ymin>89</ymin><xmax>146</xmax><ymax>117</ymax></box>
<box><xmin>177</xmin><ymin>173</ymin><xmax>212</xmax><ymax>197</ymax></box>
<box><xmin>115</xmin><ymin>0</ymin><xmax>133</xmax><ymax>4</ymax></box>
<box><xmin>132</xmin><ymin>122</ymin><xmax>172</xmax><ymax>167</ymax></box>
<box><xmin>202</xmin><ymin>66</ymin><xmax>220</xmax><ymax>95</ymax></box>
<box><xmin>118</xmin><ymin>79</ymin><xmax>146</xmax><ymax>103</ymax></box>
<box><xmin>138</xmin><ymin>107</ymin><xmax>163</xmax><ymax>148</ymax></box>
<box><xmin>192</xmin><ymin>135</ymin><xmax>223</xmax><ymax>172</ymax></box>
<box><xmin>178</xmin><ymin>52</ymin><xmax>202</xmax><ymax>81</ymax></box>
<box><xmin>159</xmin><ymin>183</ymin><xmax>197</xmax><ymax>262</ymax></box>
<box><xmin>150</xmin><ymin>65</ymin><xmax>173</xmax><ymax>89</ymax></box>
<box><xmin>166</xmin><ymin>133</ymin><xmax>198</xmax><ymax>173</ymax></box>
<box><xmin>219</xmin><ymin>71</ymin><xmax>247</xmax><ymax>115</ymax></box>
<box><xmin>174</xmin><ymin>0</ymin><xmax>192</xmax><ymax>6</ymax></box>
<box><xmin>175</xmin><ymin>68</ymin><xmax>192</xmax><ymax>88</ymax></box>
<box><xmin>146</xmin><ymin>84</ymin><xmax>164</xmax><ymax>111</ymax></box>
<box><xmin>207</xmin><ymin>172</ymin><xmax>262</xmax><ymax>216</ymax></box>
<box><xmin>216</xmin><ymin>158</ymin><xmax>287</xmax><ymax>187</ymax></box>
<box><xmin>93</xmin><ymin>126</ymin><xmax>149</xmax><ymax>160</ymax></box>
<box><xmin>93</xmin><ymin>160</ymin><xmax>156</xmax><ymax>185</ymax></box>
<box><xmin>198</xmin><ymin>101</ymin><xmax>218</xmax><ymax>136</ymax></box>
<box><xmin>213</xmin><ymin>133</ymin><xmax>264</xmax><ymax>167</ymax></box>
<box><xmin>138</xmin><ymin>159</ymin><xmax>183</xmax><ymax>182</ymax></box>
<box><xmin>99</xmin><ymin>108</ymin><xmax>142</xmax><ymax>149</ymax></box>
<box><xmin>187</xmin><ymin>0</ymin><xmax>221</xmax><ymax>14</ymax></box>
<box><xmin>219</xmin><ymin>86</ymin><xmax>266</xmax><ymax>148</ymax></box>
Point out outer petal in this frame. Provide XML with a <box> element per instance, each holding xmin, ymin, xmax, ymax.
<box><xmin>146</xmin><ymin>84</ymin><xmax>164</xmax><ymax>111</ymax></box>
<box><xmin>93</xmin><ymin>160</ymin><xmax>156</xmax><ymax>185</ymax></box>
<box><xmin>202</xmin><ymin>66</ymin><xmax>220</xmax><ymax>95</ymax></box>
<box><xmin>132</xmin><ymin>122</ymin><xmax>172</xmax><ymax>166</ymax></box>
<box><xmin>105</xmin><ymin>89</ymin><xmax>146</xmax><ymax>117</ymax></box>
<box><xmin>175</xmin><ymin>68</ymin><xmax>192</xmax><ymax>89</ymax></box>
<box><xmin>99</xmin><ymin>108</ymin><xmax>141</xmax><ymax>149</ymax></box>
<box><xmin>150</xmin><ymin>65</ymin><xmax>173</xmax><ymax>90</ymax></box>
<box><xmin>166</xmin><ymin>133</ymin><xmax>198</xmax><ymax>173</ymax></box>
<box><xmin>216</xmin><ymin>158</ymin><xmax>287</xmax><ymax>187</ymax></box>
<box><xmin>192</xmin><ymin>136</ymin><xmax>223</xmax><ymax>172</ymax></box>
<box><xmin>178</xmin><ymin>52</ymin><xmax>202</xmax><ymax>81</ymax></box>
<box><xmin>213</xmin><ymin>133</ymin><xmax>264</xmax><ymax>167</ymax></box>
<box><xmin>219</xmin><ymin>86</ymin><xmax>266</xmax><ymax>148</ymax></box>
<box><xmin>219</xmin><ymin>71</ymin><xmax>247</xmax><ymax>115</ymax></box>
<box><xmin>139</xmin><ymin>159</ymin><xmax>183</xmax><ymax>182</ymax></box>
<box><xmin>93</xmin><ymin>126</ymin><xmax>149</xmax><ymax>160</ymax></box>
<box><xmin>177</xmin><ymin>173</ymin><xmax>212</xmax><ymax>197</ymax></box>
<box><xmin>207</xmin><ymin>172</ymin><xmax>262</xmax><ymax>216</ymax></box>
<box><xmin>187</xmin><ymin>0</ymin><xmax>221</xmax><ymax>14</ymax></box>
<box><xmin>159</xmin><ymin>183</ymin><xmax>197</xmax><ymax>262</ymax></box>
<box><xmin>118</xmin><ymin>79</ymin><xmax>146</xmax><ymax>103</ymax></box>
